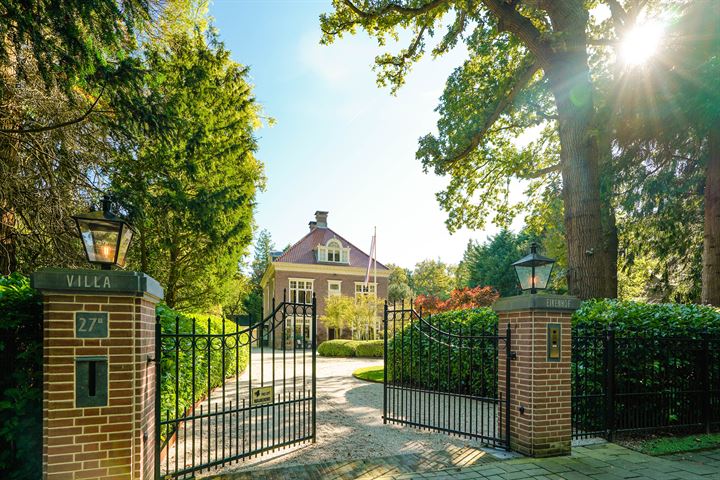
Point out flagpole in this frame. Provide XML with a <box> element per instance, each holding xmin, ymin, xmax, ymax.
<box><xmin>373</xmin><ymin>226</ymin><xmax>377</xmax><ymax>288</ymax></box>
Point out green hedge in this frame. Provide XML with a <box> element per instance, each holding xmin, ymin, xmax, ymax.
<box><xmin>0</xmin><ymin>274</ymin><xmax>42</xmax><ymax>480</ymax></box>
<box><xmin>355</xmin><ymin>339</ymin><xmax>384</xmax><ymax>357</ymax></box>
<box><xmin>317</xmin><ymin>339</ymin><xmax>360</xmax><ymax>357</ymax></box>
<box><xmin>157</xmin><ymin>306</ymin><xmax>249</xmax><ymax>440</ymax></box>
<box><xmin>572</xmin><ymin>299</ymin><xmax>720</xmax><ymax>335</ymax></box>
<box><xmin>317</xmin><ymin>339</ymin><xmax>385</xmax><ymax>357</ymax></box>
<box><xmin>571</xmin><ymin>299</ymin><xmax>720</xmax><ymax>434</ymax></box>
<box><xmin>386</xmin><ymin>308</ymin><xmax>499</xmax><ymax>396</ymax></box>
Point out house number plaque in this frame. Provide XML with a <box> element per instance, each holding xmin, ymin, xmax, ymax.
<box><xmin>75</xmin><ymin>312</ymin><xmax>109</xmax><ymax>338</ymax></box>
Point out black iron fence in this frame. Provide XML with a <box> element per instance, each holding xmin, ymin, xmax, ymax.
<box><xmin>155</xmin><ymin>297</ymin><xmax>317</xmax><ymax>479</ymax></box>
<box><xmin>383</xmin><ymin>303</ymin><xmax>510</xmax><ymax>448</ymax></box>
<box><xmin>572</xmin><ymin>326</ymin><xmax>720</xmax><ymax>440</ymax></box>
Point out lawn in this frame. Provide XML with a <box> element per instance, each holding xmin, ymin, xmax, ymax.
<box><xmin>352</xmin><ymin>365</ymin><xmax>385</xmax><ymax>383</ymax></box>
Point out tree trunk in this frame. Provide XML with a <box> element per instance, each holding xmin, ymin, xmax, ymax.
<box><xmin>598</xmin><ymin>121</ymin><xmax>619</xmax><ymax>299</ymax></box>
<box><xmin>702</xmin><ymin>127</ymin><xmax>720</xmax><ymax>305</ymax></box>
<box><xmin>546</xmin><ymin>50</ymin><xmax>610</xmax><ymax>299</ymax></box>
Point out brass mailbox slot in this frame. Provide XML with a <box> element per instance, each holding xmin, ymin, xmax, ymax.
<box><xmin>76</xmin><ymin>356</ymin><xmax>108</xmax><ymax>407</ymax></box>
<box><xmin>547</xmin><ymin>324</ymin><xmax>561</xmax><ymax>361</ymax></box>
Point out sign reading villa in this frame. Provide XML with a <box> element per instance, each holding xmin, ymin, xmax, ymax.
<box><xmin>66</xmin><ymin>273</ymin><xmax>112</xmax><ymax>289</ymax></box>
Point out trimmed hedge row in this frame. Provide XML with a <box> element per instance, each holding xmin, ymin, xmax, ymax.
<box><xmin>386</xmin><ymin>308</ymin><xmax>499</xmax><ymax>396</ymax></box>
<box><xmin>0</xmin><ymin>274</ymin><xmax>42</xmax><ymax>480</ymax></box>
<box><xmin>572</xmin><ymin>299</ymin><xmax>720</xmax><ymax>335</ymax></box>
<box><xmin>317</xmin><ymin>339</ymin><xmax>384</xmax><ymax>357</ymax></box>
<box><xmin>157</xmin><ymin>306</ymin><xmax>249</xmax><ymax>440</ymax></box>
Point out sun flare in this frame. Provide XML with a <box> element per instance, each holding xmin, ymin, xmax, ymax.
<box><xmin>620</xmin><ymin>22</ymin><xmax>664</xmax><ymax>65</ymax></box>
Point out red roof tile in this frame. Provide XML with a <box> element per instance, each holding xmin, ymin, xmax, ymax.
<box><xmin>275</xmin><ymin>227</ymin><xmax>388</xmax><ymax>270</ymax></box>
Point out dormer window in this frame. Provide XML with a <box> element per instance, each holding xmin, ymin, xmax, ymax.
<box><xmin>317</xmin><ymin>238</ymin><xmax>350</xmax><ymax>264</ymax></box>
<box><xmin>327</xmin><ymin>240</ymin><xmax>341</xmax><ymax>262</ymax></box>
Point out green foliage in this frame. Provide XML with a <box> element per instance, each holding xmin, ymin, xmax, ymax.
<box><xmin>109</xmin><ymin>18</ymin><xmax>264</xmax><ymax>311</ymax></box>
<box><xmin>387</xmin><ymin>264</ymin><xmax>413</xmax><ymax>303</ymax></box>
<box><xmin>387</xmin><ymin>308</ymin><xmax>500</xmax><ymax>396</ymax></box>
<box><xmin>459</xmin><ymin>230</ymin><xmax>523</xmax><ymax>296</ymax></box>
<box><xmin>0</xmin><ymin>274</ymin><xmax>42</xmax><ymax>479</ymax></box>
<box><xmin>572</xmin><ymin>299</ymin><xmax>720</xmax><ymax>337</ymax></box>
<box><xmin>355</xmin><ymin>339</ymin><xmax>384</xmax><ymax>358</ymax></box>
<box><xmin>250</xmin><ymin>229</ymin><xmax>274</xmax><ymax>287</ymax></box>
<box><xmin>317</xmin><ymin>339</ymin><xmax>360</xmax><ymax>357</ymax></box>
<box><xmin>317</xmin><ymin>339</ymin><xmax>383</xmax><ymax>358</ymax></box>
<box><xmin>323</xmin><ymin>295</ymin><xmax>355</xmax><ymax>332</ymax></box>
<box><xmin>410</xmin><ymin>259</ymin><xmax>455</xmax><ymax>300</ymax></box>
<box><xmin>0</xmin><ymin>0</ymin><xmax>148</xmax><ymax>89</ymax></box>
<box><xmin>156</xmin><ymin>305</ymin><xmax>249</xmax><ymax>441</ymax></box>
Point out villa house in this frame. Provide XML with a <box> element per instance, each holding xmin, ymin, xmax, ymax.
<box><xmin>260</xmin><ymin>211</ymin><xmax>389</xmax><ymax>344</ymax></box>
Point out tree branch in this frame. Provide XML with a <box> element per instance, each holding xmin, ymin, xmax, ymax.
<box><xmin>481</xmin><ymin>0</ymin><xmax>551</xmax><ymax>65</ymax></box>
<box><xmin>0</xmin><ymin>84</ymin><xmax>106</xmax><ymax>134</ymax></box>
<box><xmin>343</xmin><ymin>0</ymin><xmax>448</xmax><ymax>18</ymax></box>
<box><xmin>446</xmin><ymin>61</ymin><xmax>541</xmax><ymax>167</ymax></box>
<box><xmin>521</xmin><ymin>163</ymin><xmax>561</xmax><ymax>179</ymax></box>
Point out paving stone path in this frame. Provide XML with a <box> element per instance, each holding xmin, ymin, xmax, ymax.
<box><xmin>208</xmin><ymin>443</ymin><xmax>720</xmax><ymax>480</ymax></box>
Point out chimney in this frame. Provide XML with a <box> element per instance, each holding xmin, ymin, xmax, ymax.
<box><xmin>308</xmin><ymin>221</ymin><xmax>317</xmax><ymax>231</ymax></box>
<box><xmin>315</xmin><ymin>210</ymin><xmax>328</xmax><ymax>228</ymax></box>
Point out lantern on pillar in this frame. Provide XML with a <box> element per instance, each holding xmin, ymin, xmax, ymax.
<box><xmin>512</xmin><ymin>242</ymin><xmax>555</xmax><ymax>294</ymax></box>
<box><xmin>73</xmin><ymin>196</ymin><xmax>135</xmax><ymax>270</ymax></box>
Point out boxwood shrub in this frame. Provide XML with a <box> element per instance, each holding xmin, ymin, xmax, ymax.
<box><xmin>355</xmin><ymin>339</ymin><xmax>384</xmax><ymax>357</ymax></box>
<box><xmin>0</xmin><ymin>274</ymin><xmax>42</xmax><ymax>480</ymax></box>
<box><xmin>317</xmin><ymin>339</ymin><xmax>360</xmax><ymax>357</ymax></box>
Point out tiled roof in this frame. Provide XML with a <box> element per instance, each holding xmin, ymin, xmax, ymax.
<box><xmin>275</xmin><ymin>227</ymin><xmax>388</xmax><ymax>270</ymax></box>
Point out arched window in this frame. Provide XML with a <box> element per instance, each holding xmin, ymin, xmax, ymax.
<box><xmin>326</xmin><ymin>239</ymin><xmax>342</xmax><ymax>262</ymax></box>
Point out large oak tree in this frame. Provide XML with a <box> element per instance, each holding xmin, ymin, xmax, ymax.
<box><xmin>320</xmin><ymin>0</ymin><xmax>655</xmax><ymax>299</ymax></box>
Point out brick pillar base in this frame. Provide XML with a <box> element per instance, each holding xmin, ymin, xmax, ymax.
<box><xmin>495</xmin><ymin>294</ymin><xmax>578</xmax><ymax>457</ymax></box>
<box><xmin>32</xmin><ymin>269</ymin><xmax>163</xmax><ymax>480</ymax></box>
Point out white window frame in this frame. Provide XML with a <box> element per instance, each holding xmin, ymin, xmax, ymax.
<box><xmin>354</xmin><ymin>282</ymin><xmax>377</xmax><ymax>298</ymax></box>
<box><xmin>327</xmin><ymin>280</ymin><xmax>342</xmax><ymax>297</ymax></box>
<box><xmin>317</xmin><ymin>238</ymin><xmax>350</xmax><ymax>264</ymax></box>
<box><xmin>289</xmin><ymin>278</ymin><xmax>314</xmax><ymax>304</ymax></box>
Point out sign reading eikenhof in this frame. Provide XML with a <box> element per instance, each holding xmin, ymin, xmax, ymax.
<box><xmin>251</xmin><ymin>386</ymin><xmax>273</xmax><ymax>406</ymax></box>
<box><xmin>75</xmin><ymin>312</ymin><xmax>109</xmax><ymax>338</ymax></box>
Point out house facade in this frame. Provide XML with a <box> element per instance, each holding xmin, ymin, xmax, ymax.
<box><xmin>260</xmin><ymin>211</ymin><xmax>390</xmax><ymax>344</ymax></box>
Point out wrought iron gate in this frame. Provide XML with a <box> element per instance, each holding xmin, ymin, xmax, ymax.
<box><xmin>155</xmin><ymin>296</ymin><xmax>317</xmax><ymax>479</ymax></box>
<box><xmin>383</xmin><ymin>303</ymin><xmax>511</xmax><ymax>448</ymax></box>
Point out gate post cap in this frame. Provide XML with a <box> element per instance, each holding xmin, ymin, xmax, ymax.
<box><xmin>31</xmin><ymin>267</ymin><xmax>163</xmax><ymax>301</ymax></box>
<box><xmin>492</xmin><ymin>293</ymin><xmax>580</xmax><ymax>312</ymax></box>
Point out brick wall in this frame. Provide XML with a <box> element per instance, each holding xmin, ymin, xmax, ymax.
<box><xmin>272</xmin><ymin>270</ymin><xmax>389</xmax><ymax>343</ymax></box>
<box><xmin>497</xmin><ymin>309</ymin><xmax>572</xmax><ymax>457</ymax></box>
<box><xmin>43</xmin><ymin>293</ymin><xmax>158</xmax><ymax>479</ymax></box>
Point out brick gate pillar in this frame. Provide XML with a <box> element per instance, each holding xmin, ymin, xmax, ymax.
<box><xmin>495</xmin><ymin>294</ymin><xmax>579</xmax><ymax>457</ymax></box>
<box><xmin>32</xmin><ymin>268</ymin><xmax>163</xmax><ymax>479</ymax></box>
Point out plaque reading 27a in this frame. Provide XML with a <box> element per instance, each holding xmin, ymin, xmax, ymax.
<box><xmin>75</xmin><ymin>312</ymin><xmax>109</xmax><ymax>338</ymax></box>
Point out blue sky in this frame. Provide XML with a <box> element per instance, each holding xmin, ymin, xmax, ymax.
<box><xmin>210</xmin><ymin>0</ymin><xmax>523</xmax><ymax>269</ymax></box>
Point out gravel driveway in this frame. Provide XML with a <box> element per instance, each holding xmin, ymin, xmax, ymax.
<box><xmin>163</xmin><ymin>350</ymin><xmax>500</xmax><ymax>478</ymax></box>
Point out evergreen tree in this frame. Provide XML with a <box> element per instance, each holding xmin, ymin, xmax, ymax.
<box><xmin>109</xmin><ymin>19</ymin><xmax>265</xmax><ymax>310</ymax></box>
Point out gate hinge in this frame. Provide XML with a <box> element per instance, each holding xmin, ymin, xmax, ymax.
<box><xmin>509</xmin><ymin>351</ymin><xmax>517</xmax><ymax>360</ymax></box>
